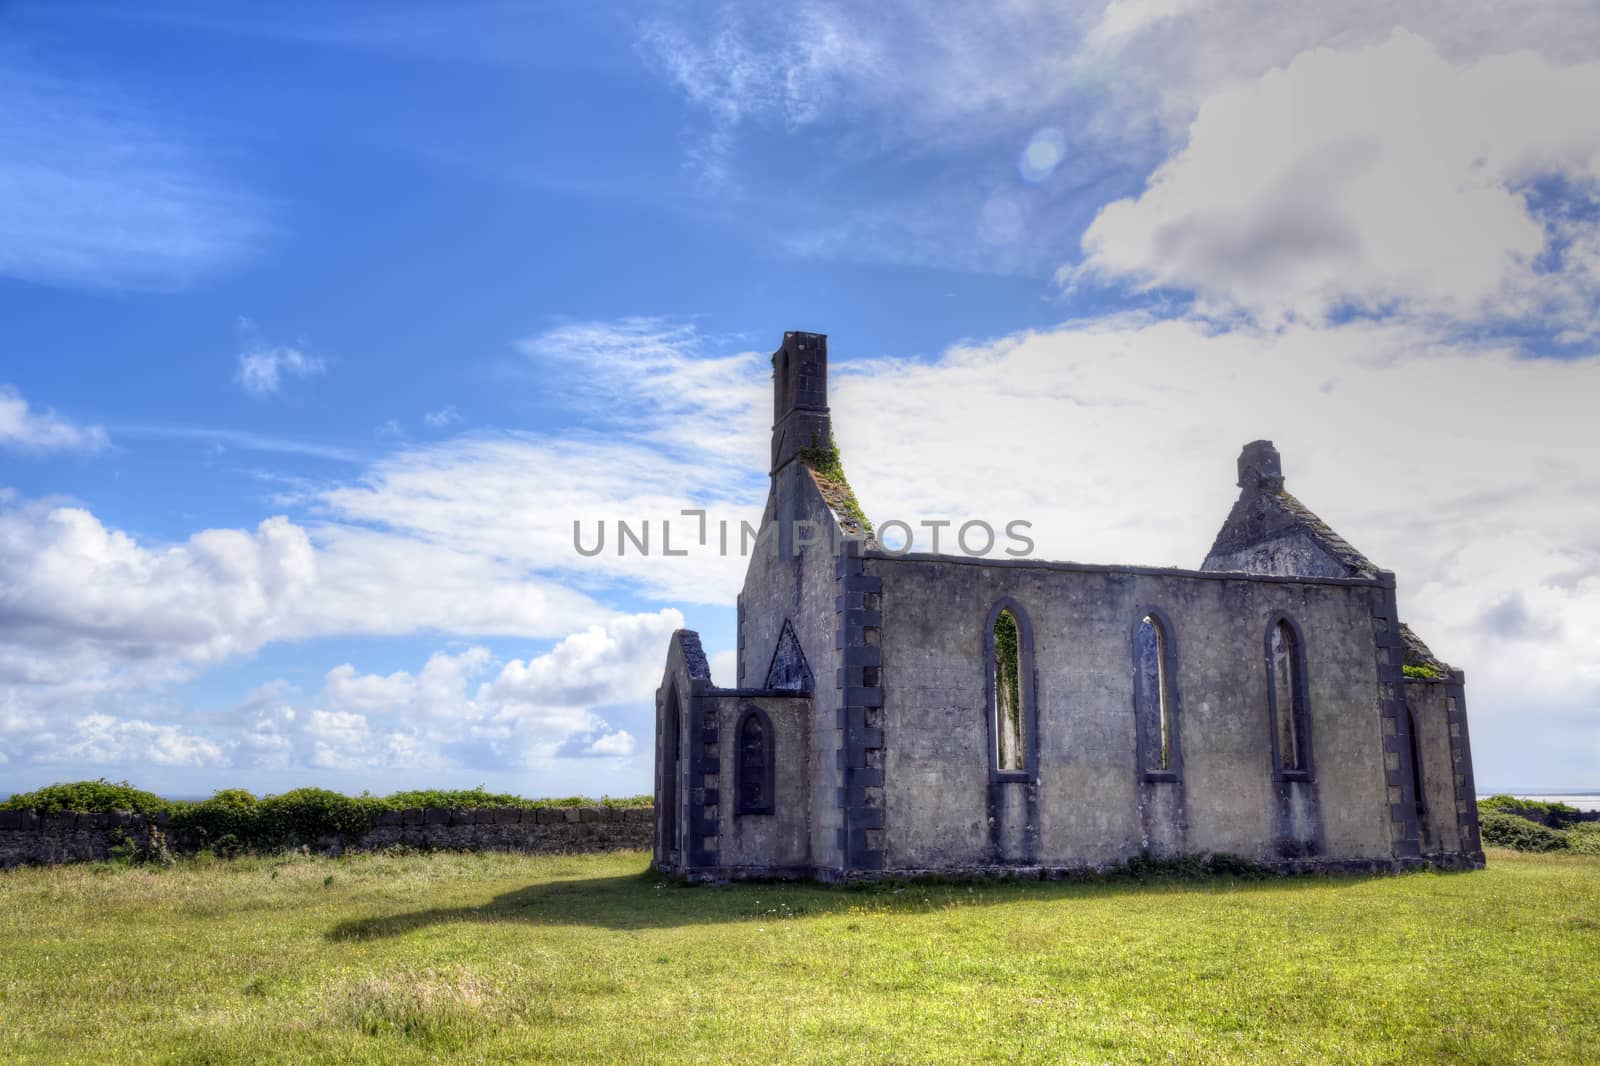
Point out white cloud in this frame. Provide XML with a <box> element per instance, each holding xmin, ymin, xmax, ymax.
<box><xmin>0</xmin><ymin>324</ymin><xmax>753</xmax><ymax>784</ymax></box>
<box><xmin>318</xmin><ymin>322</ymin><xmax>771</xmax><ymax>606</ymax></box>
<box><xmin>0</xmin><ymin>50</ymin><xmax>265</xmax><ymax>290</ymax></box>
<box><xmin>44</xmin><ymin>713</ymin><xmax>228</xmax><ymax>768</ymax></box>
<box><xmin>3</xmin><ymin>610</ymin><xmax>672</xmax><ymax>775</ymax></box>
<box><xmin>483</xmin><ymin>609</ymin><xmax>683</xmax><ymax>716</ymax></box>
<box><xmin>639</xmin><ymin>3</ymin><xmax>1600</xmax><ymax>298</ymax></box>
<box><xmin>423</xmin><ymin>405</ymin><xmax>462</xmax><ymax>429</ymax></box>
<box><xmin>519</xmin><ymin>318</ymin><xmax>768</xmax><ymax>465</ymax></box>
<box><xmin>1088</xmin><ymin>0</ymin><xmax>1201</xmax><ymax>45</ymax></box>
<box><xmin>235</xmin><ymin>324</ymin><xmax>327</xmax><ymax>397</ymax></box>
<box><xmin>0</xmin><ymin>494</ymin><xmax>613</xmax><ymax>709</ymax></box>
<box><xmin>1078</xmin><ymin>32</ymin><xmax>1600</xmax><ymax>333</ymax></box>
<box><xmin>0</xmin><ymin>385</ymin><xmax>108</xmax><ymax>452</ymax></box>
<box><xmin>581</xmin><ymin>731</ymin><xmax>636</xmax><ymax>757</ymax></box>
<box><xmin>824</xmin><ymin>314</ymin><xmax>1600</xmax><ymax>788</ymax></box>
<box><xmin>236</xmin><ymin>613</ymin><xmax>674</xmax><ymax>773</ymax></box>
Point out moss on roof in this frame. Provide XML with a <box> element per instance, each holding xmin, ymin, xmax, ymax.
<box><xmin>1399</xmin><ymin>622</ymin><xmax>1451</xmax><ymax>678</ymax></box>
<box><xmin>799</xmin><ymin>434</ymin><xmax>872</xmax><ymax>538</ymax></box>
<box><xmin>1271</xmin><ymin>489</ymin><xmax>1381</xmax><ymax>579</ymax></box>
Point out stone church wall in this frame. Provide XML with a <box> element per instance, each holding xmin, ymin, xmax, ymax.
<box><xmin>871</xmin><ymin>553</ymin><xmax>1404</xmax><ymax>873</ymax></box>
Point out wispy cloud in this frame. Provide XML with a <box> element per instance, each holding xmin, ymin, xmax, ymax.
<box><xmin>0</xmin><ymin>48</ymin><xmax>267</xmax><ymax>291</ymax></box>
<box><xmin>0</xmin><ymin>385</ymin><xmax>108</xmax><ymax>453</ymax></box>
<box><xmin>423</xmin><ymin>405</ymin><xmax>462</xmax><ymax>429</ymax></box>
<box><xmin>518</xmin><ymin>318</ymin><xmax>767</xmax><ymax>465</ymax></box>
<box><xmin>111</xmin><ymin>424</ymin><xmax>365</xmax><ymax>464</ymax></box>
<box><xmin>235</xmin><ymin>319</ymin><xmax>328</xmax><ymax>397</ymax></box>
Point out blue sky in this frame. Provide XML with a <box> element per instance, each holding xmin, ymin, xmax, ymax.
<box><xmin>4</xmin><ymin>1</ymin><xmax>1600</xmax><ymax>797</ymax></box>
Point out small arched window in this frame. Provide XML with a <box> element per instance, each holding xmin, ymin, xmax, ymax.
<box><xmin>986</xmin><ymin>600</ymin><xmax>1033</xmax><ymax>778</ymax></box>
<box><xmin>1267</xmin><ymin>617</ymin><xmax>1312</xmax><ymax>776</ymax></box>
<box><xmin>736</xmin><ymin>707</ymin><xmax>775</xmax><ymax>815</ymax></box>
<box><xmin>1134</xmin><ymin>611</ymin><xmax>1181</xmax><ymax>778</ymax></box>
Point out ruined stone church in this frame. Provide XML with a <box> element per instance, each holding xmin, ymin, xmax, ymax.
<box><xmin>654</xmin><ymin>331</ymin><xmax>1483</xmax><ymax>880</ymax></box>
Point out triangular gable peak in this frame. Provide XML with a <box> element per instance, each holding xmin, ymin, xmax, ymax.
<box><xmin>764</xmin><ymin>618</ymin><xmax>814</xmax><ymax>692</ymax></box>
<box><xmin>1202</xmin><ymin>440</ymin><xmax>1380</xmax><ymax>579</ymax></box>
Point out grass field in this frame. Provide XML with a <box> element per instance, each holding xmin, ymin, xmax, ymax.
<box><xmin>1</xmin><ymin>849</ymin><xmax>1597</xmax><ymax>1064</ymax></box>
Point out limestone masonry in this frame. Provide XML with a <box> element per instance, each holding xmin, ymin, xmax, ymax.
<box><xmin>653</xmin><ymin>330</ymin><xmax>1483</xmax><ymax>881</ymax></box>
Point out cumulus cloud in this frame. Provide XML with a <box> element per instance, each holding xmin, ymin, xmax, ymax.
<box><xmin>4</xmin><ymin>610</ymin><xmax>674</xmax><ymax>776</ymax></box>
<box><xmin>1078</xmin><ymin>32</ymin><xmax>1600</xmax><ymax>334</ymax></box>
<box><xmin>0</xmin><ymin>493</ymin><xmax>614</xmax><ymax>723</ymax></box>
<box><xmin>483</xmin><ymin>609</ymin><xmax>683</xmax><ymax>717</ymax></box>
<box><xmin>0</xmin><ymin>325</ymin><xmax>749</xmax><ymax>785</ymax></box>
<box><xmin>231</xmin><ymin>613</ymin><xmax>673</xmax><ymax>774</ymax></box>
<box><xmin>235</xmin><ymin>320</ymin><xmax>327</xmax><ymax>396</ymax></box>
<box><xmin>0</xmin><ymin>385</ymin><xmax>108</xmax><ymax>452</ymax></box>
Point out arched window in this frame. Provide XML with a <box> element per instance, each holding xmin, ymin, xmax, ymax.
<box><xmin>1266</xmin><ymin>617</ymin><xmax>1312</xmax><ymax>776</ymax></box>
<box><xmin>1134</xmin><ymin>611</ymin><xmax>1181</xmax><ymax>778</ymax></box>
<box><xmin>736</xmin><ymin>707</ymin><xmax>775</xmax><ymax>815</ymax></box>
<box><xmin>986</xmin><ymin>600</ymin><xmax>1033</xmax><ymax>778</ymax></box>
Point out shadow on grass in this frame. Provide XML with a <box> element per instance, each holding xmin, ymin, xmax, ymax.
<box><xmin>325</xmin><ymin>861</ymin><xmax>1459</xmax><ymax>941</ymax></box>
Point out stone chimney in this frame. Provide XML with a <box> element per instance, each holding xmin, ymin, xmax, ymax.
<box><xmin>770</xmin><ymin>331</ymin><xmax>831</xmax><ymax>474</ymax></box>
<box><xmin>1237</xmin><ymin>439</ymin><xmax>1284</xmax><ymax>491</ymax></box>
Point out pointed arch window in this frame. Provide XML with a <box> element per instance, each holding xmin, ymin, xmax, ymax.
<box><xmin>1266</xmin><ymin>617</ymin><xmax>1313</xmax><ymax>778</ymax></box>
<box><xmin>986</xmin><ymin>599</ymin><xmax>1035</xmax><ymax>780</ymax></box>
<box><xmin>736</xmin><ymin>706</ymin><xmax>775</xmax><ymax>815</ymax></box>
<box><xmin>1133</xmin><ymin>610</ymin><xmax>1182</xmax><ymax>780</ymax></box>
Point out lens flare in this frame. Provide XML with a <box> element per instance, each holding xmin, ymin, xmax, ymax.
<box><xmin>1019</xmin><ymin>127</ymin><xmax>1066</xmax><ymax>182</ymax></box>
<box><xmin>979</xmin><ymin>192</ymin><xmax>1024</xmax><ymax>245</ymax></box>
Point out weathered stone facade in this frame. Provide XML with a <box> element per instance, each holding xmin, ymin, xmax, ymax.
<box><xmin>0</xmin><ymin>806</ymin><xmax>652</xmax><ymax>868</ymax></box>
<box><xmin>653</xmin><ymin>330</ymin><xmax>1484</xmax><ymax>881</ymax></box>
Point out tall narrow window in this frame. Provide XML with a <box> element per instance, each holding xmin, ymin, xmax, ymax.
<box><xmin>993</xmin><ymin>607</ymin><xmax>1025</xmax><ymax>772</ymax></box>
<box><xmin>660</xmin><ymin>682</ymin><xmax>681</xmax><ymax>859</ymax></box>
<box><xmin>736</xmin><ymin>707</ymin><xmax>774</xmax><ymax>815</ymax></box>
<box><xmin>1407</xmin><ymin>708</ymin><xmax>1426</xmax><ymax>815</ymax></box>
<box><xmin>1268</xmin><ymin>619</ymin><xmax>1310</xmax><ymax>773</ymax></box>
<box><xmin>1134</xmin><ymin>613</ymin><xmax>1179</xmax><ymax>776</ymax></box>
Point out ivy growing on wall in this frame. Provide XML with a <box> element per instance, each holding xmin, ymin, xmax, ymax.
<box><xmin>994</xmin><ymin>608</ymin><xmax>1023</xmax><ymax>768</ymax></box>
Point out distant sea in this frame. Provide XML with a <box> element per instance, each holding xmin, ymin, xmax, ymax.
<box><xmin>1481</xmin><ymin>793</ymin><xmax>1600</xmax><ymax>812</ymax></box>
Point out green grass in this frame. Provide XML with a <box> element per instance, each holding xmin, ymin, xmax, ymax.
<box><xmin>2</xmin><ymin>850</ymin><xmax>1597</xmax><ymax>1064</ymax></box>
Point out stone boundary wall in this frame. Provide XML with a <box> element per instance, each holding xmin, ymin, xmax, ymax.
<box><xmin>0</xmin><ymin>806</ymin><xmax>653</xmax><ymax>869</ymax></box>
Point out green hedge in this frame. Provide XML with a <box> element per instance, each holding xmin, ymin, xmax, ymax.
<box><xmin>1479</xmin><ymin>810</ymin><xmax>1571</xmax><ymax>852</ymax></box>
<box><xmin>2</xmin><ymin>780</ymin><xmax>650</xmax><ymax>855</ymax></box>
<box><xmin>1478</xmin><ymin>794</ymin><xmax>1583</xmax><ymax>824</ymax></box>
<box><xmin>0</xmin><ymin>780</ymin><xmax>170</xmax><ymax>816</ymax></box>
<box><xmin>1565</xmin><ymin>823</ymin><xmax>1600</xmax><ymax>856</ymax></box>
